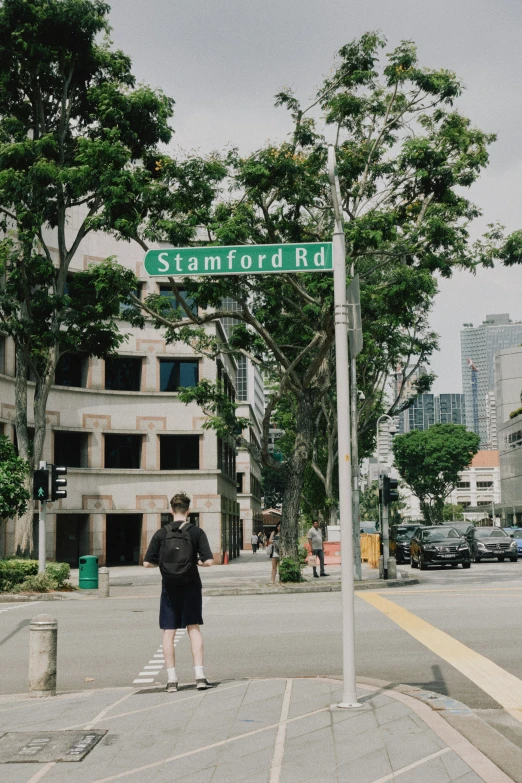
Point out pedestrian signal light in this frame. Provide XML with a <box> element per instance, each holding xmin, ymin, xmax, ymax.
<box><xmin>33</xmin><ymin>469</ymin><xmax>49</xmax><ymax>501</ymax></box>
<box><xmin>51</xmin><ymin>465</ymin><xmax>67</xmax><ymax>501</ymax></box>
<box><xmin>383</xmin><ymin>476</ymin><xmax>399</xmax><ymax>505</ymax></box>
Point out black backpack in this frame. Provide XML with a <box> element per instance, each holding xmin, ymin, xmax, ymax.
<box><xmin>159</xmin><ymin>523</ymin><xmax>195</xmax><ymax>586</ymax></box>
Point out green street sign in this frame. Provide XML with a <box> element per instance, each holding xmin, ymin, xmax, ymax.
<box><xmin>144</xmin><ymin>242</ymin><xmax>333</xmax><ymax>277</ymax></box>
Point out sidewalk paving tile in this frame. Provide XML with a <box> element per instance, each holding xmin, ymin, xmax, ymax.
<box><xmin>398</xmin><ymin>756</ymin><xmax>452</xmax><ymax>783</ymax></box>
<box><xmin>441</xmin><ymin>750</ymin><xmax>478</xmax><ymax>780</ymax></box>
<box><xmin>336</xmin><ymin>746</ymin><xmax>393</xmax><ymax>783</ymax></box>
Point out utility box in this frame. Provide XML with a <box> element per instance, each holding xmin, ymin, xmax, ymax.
<box><xmin>79</xmin><ymin>556</ymin><xmax>98</xmax><ymax>589</ymax></box>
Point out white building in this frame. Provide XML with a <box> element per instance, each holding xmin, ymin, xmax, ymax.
<box><xmin>0</xmin><ymin>220</ymin><xmax>264</xmax><ymax>565</ymax></box>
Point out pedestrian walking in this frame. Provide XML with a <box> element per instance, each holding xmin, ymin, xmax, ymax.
<box><xmin>258</xmin><ymin>531</ymin><xmax>265</xmax><ymax>549</ymax></box>
<box><xmin>143</xmin><ymin>492</ymin><xmax>215</xmax><ymax>693</ymax></box>
<box><xmin>307</xmin><ymin>520</ymin><xmax>329</xmax><ymax>578</ymax></box>
<box><xmin>268</xmin><ymin>522</ymin><xmax>281</xmax><ymax>583</ymax></box>
<box><xmin>251</xmin><ymin>532</ymin><xmax>259</xmax><ymax>553</ymax></box>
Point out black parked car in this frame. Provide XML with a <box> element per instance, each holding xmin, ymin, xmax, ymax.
<box><xmin>471</xmin><ymin>527</ymin><xmax>518</xmax><ymax>563</ymax></box>
<box><xmin>390</xmin><ymin>524</ymin><xmax>426</xmax><ymax>564</ymax></box>
<box><xmin>446</xmin><ymin>522</ymin><xmax>476</xmax><ymax>548</ymax></box>
<box><xmin>410</xmin><ymin>526</ymin><xmax>471</xmax><ymax>570</ymax></box>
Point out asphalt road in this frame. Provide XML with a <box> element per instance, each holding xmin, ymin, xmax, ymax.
<box><xmin>2</xmin><ymin>560</ymin><xmax>522</xmax><ymax>734</ymax></box>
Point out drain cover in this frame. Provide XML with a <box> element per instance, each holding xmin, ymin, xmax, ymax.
<box><xmin>0</xmin><ymin>730</ymin><xmax>106</xmax><ymax>763</ymax></box>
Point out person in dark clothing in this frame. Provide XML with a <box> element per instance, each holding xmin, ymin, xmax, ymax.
<box><xmin>144</xmin><ymin>492</ymin><xmax>214</xmax><ymax>692</ymax></box>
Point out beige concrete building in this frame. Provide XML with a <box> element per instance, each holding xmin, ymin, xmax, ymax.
<box><xmin>0</xmin><ymin>221</ymin><xmax>267</xmax><ymax>566</ymax></box>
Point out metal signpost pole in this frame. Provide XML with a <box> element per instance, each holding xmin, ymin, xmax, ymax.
<box><xmin>38</xmin><ymin>461</ymin><xmax>47</xmax><ymax>575</ymax></box>
<box><xmin>328</xmin><ymin>146</ymin><xmax>360</xmax><ymax>709</ymax></box>
<box><xmin>351</xmin><ymin>357</ymin><xmax>362</xmax><ymax>581</ymax></box>
<box><xmin>382</xmin><ymin>495</ymin><xmax>389</xmax><ymax>579</ymax></box>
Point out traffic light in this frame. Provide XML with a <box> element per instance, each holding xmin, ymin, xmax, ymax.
<box><xmin>51</xmin><ymin>465</ymin><xmax>67</xmax><ymax>501</ymax></box>
<box><xmin>383</xmin><ymin>475</ymin><xmax>399</xmax><ymax>505</ymax></box>
<box><xmin>33</xmin><ymin>469</ymin><xmax>49</xmax><ymax>501</ymax></box>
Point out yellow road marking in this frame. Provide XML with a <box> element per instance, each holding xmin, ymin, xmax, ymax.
<box><xmin>359</xmin><ymin>592</ymin><xmax>522</xmax><ymax>723</ymax></box>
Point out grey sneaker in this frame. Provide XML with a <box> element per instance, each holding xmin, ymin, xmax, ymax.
<box><xmin>196</xmin><ymin>678</ymin><xmax>215</xmax><ymax>690</ymax></box>
<box><xmin>166</xmin><ymin>681</ymin><xmax>178</xmax><ymax>693</ymax></box>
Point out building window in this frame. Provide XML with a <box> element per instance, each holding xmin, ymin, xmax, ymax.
<box><xmin>120</xmin><ymin>283</ymin><xmax>144</xmax><ymax>314</ymax></box>
<box><xmin>237</xmin><ymin>472</ymin><xmax>244</xmax><ymax>493</ymax></box>
<box><xmin>476</xmin><ymin>481</ymin><xmax>493</xmax><ymax>488</ymax></box>
<box><xmin>0</xmin><ymin>335</ymin><xmax>5</xmax><ymax>374</ymax></box>
<box><xmin>456</xmin><ymin>482</ymin><xmax>470</xmax><ymax>489</ymax></box>
<box><xmin>104</xmin><ymin>434</ymin><xmax>142</xmax><ymax>469</ymax></box>
<box><xmin>217</xmin><ymin>437</ymin><xmax>236</xmax><ymax>479</ymax></box>
<box><xmin>55</xmin><ymin>353</ymin><xmax>87</xmax><ymax>387</ymax></box>
<box><xmin>159</xmin><ymin>435</ymin><xmax>200</xmax><ymax>470</ymax></box>
<box><xmin>158</xmin><ymin>285</ymin><xmax>197</xmax><ymax>317</ymax></box>
<box><xmin>105</xmin><ymin>357</ymin><xmax>142</xmax><ymax>391</ymax></box>
<box><xmin>54</xmin><ymin>431</ymin><xmax>89</xmax><ymax>468</ymax></box>
<box><xmin>159</xmin><ymin>359</ymin><xmax>198</xmax><ymax>392</ymax></box>
<box><xmin>251</xmin><ymin>475</ymin><xmax>262</xmax><ymax>499</ymax></box>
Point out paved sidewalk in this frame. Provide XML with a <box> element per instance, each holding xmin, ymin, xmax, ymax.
<box><xmin>0</xmin><ymin>678</ymin><xmax>514</xmax><ymax>783</ymax></box>
<box><xmin>67</xmin><ymin>552</ymin><xmax>416</xmax><ymax>597</ymax></box>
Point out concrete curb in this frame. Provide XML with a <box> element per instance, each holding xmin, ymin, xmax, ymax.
<box><xmin>357</xmin><ymin>676</ymin><xmax>522</xmax><ymax>783</ymax></box>
<box><xmin>0</xmin><ymin>577</ymin><xmax>419</xmax><ymax>601</ymax></box>
<box><xmin>202</xmin><ymin>577</ymin><xmax>419</xmax><ymax>596</ymax></box>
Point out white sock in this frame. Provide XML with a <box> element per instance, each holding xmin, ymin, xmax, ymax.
<box><xmin>167</xmin><ymin>667</ymin><xmax>177</xmax><ymax>682</ymax></box>
<box><xmin>194</xmin><ymin>666</ymin><xmax>205</xmax><ymax>679</ymax></box>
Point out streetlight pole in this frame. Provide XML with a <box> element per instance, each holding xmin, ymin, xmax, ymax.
<box><xmin>328</xmin><ymin>146</ymin><xmax>360</xmax><ymax>709</ymax></box>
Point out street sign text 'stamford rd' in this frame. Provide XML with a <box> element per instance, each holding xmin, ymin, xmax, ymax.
<box><xmin>144</xmin><ymin>242</ymin><xmax>333</xmax><ymax>277</ymax></box>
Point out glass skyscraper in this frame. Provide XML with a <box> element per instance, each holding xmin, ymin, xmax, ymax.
<box><xmin>400</xmin><ymin>393</ymin><xmax>466</xmax><ymax>433</ymax></box>
<box><xmin>461</xmin><ymin>314</ymin><xmax>522</xmax><ymax>448</ymax></box>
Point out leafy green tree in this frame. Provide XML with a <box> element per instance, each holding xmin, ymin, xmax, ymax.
<box><xmin>136</xmin><ymin>34</ymin><xmax>519</xmax><ymax>560</ymax></box>
<box><xmin>442</xmin><ymin>503</ymin><xmax>465</xmax><ymax>521</ymax></box>
<box><xmin>360</xmin><ymin>481</ymin><xmax>380</xmax><ymax>525</ymax></box>
<box><xmin>0</xmin><ymin>435</ymin><xmax>29</xmax><ymax>521</ymax></box>
<box><xmin>0</xmin><ymin>0</ymin><xmax>224</xmax><ymax>554</ymax></box>
<box><xmin>393</xmin><ymin>424</ymin><xmax>479</xmax><ymax>524</ymax></box>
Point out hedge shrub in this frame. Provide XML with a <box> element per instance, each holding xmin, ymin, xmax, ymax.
<box><xmin>13</xmin><ymin>574</ymin><xmax>58</xmax><ymax>593</ymax></box>
<box><xmin>0</xmin><ymin>559</ymin><xmax>71</xmax><ymax>592</ymax></box>
<box><xmin>279</xmin><ymin>556</ymin><xmax>303</xmax><ymax>583</ymax></box>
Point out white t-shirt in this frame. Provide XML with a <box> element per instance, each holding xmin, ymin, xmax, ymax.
<box><xmin>251</xmin><ymin>534</ymin><xmax>258</xmax><ymax>544</ymax></box>
<box><xmin>308</xmin><ymin>527</ymin><xmax>323</xmax><ymax>549</ymax></box>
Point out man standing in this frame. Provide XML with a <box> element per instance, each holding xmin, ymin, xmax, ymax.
<box><xmin>251</xmin><ymin>532</ymin><xmax>259</xmax><ymax>553</ymax></box>
<box><xmin>144</xmin><ymin>492</ymin><xmax>215</xmax><ymax>693</ymax></box>
<box><xmin>307</xmin><ymin>520</ymin><xmax>328</xmax><ymax>578</ymax></box>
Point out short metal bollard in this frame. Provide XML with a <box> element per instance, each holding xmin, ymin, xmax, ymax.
<box><xmin>29</xmin><ymin>614</ymin><xmax>57</xmax><ymax>697</ymax></box>
<box><xmin>98</xmin><ymin>567</ymin><xmax>110</xmax><ymax>598</ymax></box>
<box><xmin>387</xmin><ymin>556</ymin><xmax>397</xmax><ymax>580</ymax></box>
<box><xmin>378</xmin><ymin>556</ymin><xmax>384</xmax><ymax>579</ymax></box>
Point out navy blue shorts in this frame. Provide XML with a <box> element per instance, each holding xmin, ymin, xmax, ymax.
<box><xmin>159</xmin><ymin>584</ymin><xmax>203</xmax><ymax>629</ymax></box>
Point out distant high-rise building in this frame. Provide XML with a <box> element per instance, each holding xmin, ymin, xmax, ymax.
<box><xmin>461</xmin><ymin>314</ymin><xmax>522</xmax><ymax>448</ymax></box>
<box><xmin>398</xmin><ymin>393</ymin><xmax>466</xmax><ymax>433</ymax></box>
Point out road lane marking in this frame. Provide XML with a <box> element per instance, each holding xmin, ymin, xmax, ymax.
<box><xmin>269</xmin><ymin>678</ymin><xmax>292</xmax><ymax>783</ymax></box>
<box><xmin>359</xmin><ymin>592</ymin><xmax>522</xmax><ymax>723</ymax></box>
<box><xmin>370</xmin><ymin>747</ymin><xmax>450</xmax><ymax>783</ymax></box>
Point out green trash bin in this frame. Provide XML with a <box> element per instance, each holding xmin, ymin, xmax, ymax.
<box><xmin>79</xmin><ymin>555</ymin><xmax>99</xmax><ymax>589</ymax></box>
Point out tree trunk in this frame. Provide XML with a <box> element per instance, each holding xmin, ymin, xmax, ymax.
<box><xmin>13</xmin><ymin>344</ymin><xmax>33</xmax><ymax>556</ymax></box>
<box><xmin>13</xmin><ymin>344</ymin><xmax>57</xmax><ymax>557</ymax></box>
<box><xmin>280</xmin><ymin>390</ymin><xmax>316</xmax><ymax>560</ymax></box>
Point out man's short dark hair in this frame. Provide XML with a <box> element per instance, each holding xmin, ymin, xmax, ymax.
<box><xmin>170</xmin><ymin>492</ymin><xmax>191</xmax><ymax>514</ymax></box>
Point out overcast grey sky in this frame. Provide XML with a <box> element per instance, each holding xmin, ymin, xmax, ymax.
<box><xmin>108</xmin><ymin>0</ymin><xmax>522</xmax><ymax>393</ymax></box>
